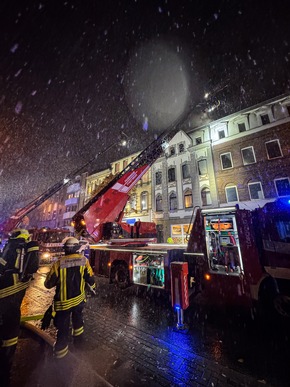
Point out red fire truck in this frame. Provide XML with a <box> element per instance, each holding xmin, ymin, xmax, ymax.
<box><xmin>72</xmin><ymin>125</ymin><xmax>290</xmax><ymax>316</ymax></box>
<box><xmin>186</xmin><ymin>200</ymin><xmax>290</xmax><ymax>316</ymax></box>
<box><xmin>29</xmin><ymin>228</ymin><xmax>72</xmax><ymax>263</ymax></box>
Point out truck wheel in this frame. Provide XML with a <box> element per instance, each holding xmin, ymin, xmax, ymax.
<box><xmin>114</xmin><ymin>264</ymin><xmax>129</xmax><ymax>289</ymax></box>
<box><xmin>273</xmin><ymin>294</ymin><xmax>290</xmax><ymax>318</ymax></box>
<box><xmin>259</xmin><ymin>279</ymin><xmax>290</xmax><ymax>319</ymax></box>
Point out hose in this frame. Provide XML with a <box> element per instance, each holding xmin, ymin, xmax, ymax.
<box><xmin>20</xmin><ymin>320</ymin><xmax>114</xmax><ymax>387</ymax></box>
<box><xmin>20</xmin><ymin>320</ymin><xmax>55</xmax><ymax>346</ymax></box>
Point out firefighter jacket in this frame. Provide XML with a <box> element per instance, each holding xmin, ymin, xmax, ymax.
<box><xmin>44</xmin><ymin>253</ymin><xmax>96</xmax><ymax>312</ymax></box>
<box><xmin>0</xmin><ymin>238</ymin><xmax>39</xmax><ymax>299</ymax></box>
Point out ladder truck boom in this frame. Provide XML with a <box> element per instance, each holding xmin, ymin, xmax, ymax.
<box><xmin>0</xmin><ymin>136</ymin><xmax>125</xmax><ymax>235</ymax></box>
<box><xmin>72</xmin><ymin>115</ymin><xmax>188</xmax><ymax>242</ymax></box>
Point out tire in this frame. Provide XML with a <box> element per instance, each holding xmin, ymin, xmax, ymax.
<box><xmin>113</xmin><ymin>264</ymin><xmax>129</xmax><ymax>289</ymax></box>
<box><xmin>273</xmin><ymin>294</ymin><xmax>290</xmax><ymax>318</ymax></box>
<box><xmin>259</xmin><ymin>279</ymin><xmax>290</xmax><ymax>319</ymax></box>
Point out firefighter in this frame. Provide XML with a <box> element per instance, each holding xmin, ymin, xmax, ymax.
<box><xmin>0</xmin><ymin>228</ymin><xmax>39</xmax><ymax>386</ymax></box>
<box><xmin>44</xmin><ymin>237</ymin><xmax>96</xmax><ymax>359</ymax></box>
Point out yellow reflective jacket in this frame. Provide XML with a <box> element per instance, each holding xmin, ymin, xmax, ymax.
<box><xmin>0</xmin><ymin>239</ymin><xmax>39</xmax><ymax>299</ymax></box>
<box><xmin>44</xmin><ymin>253</ymin><xmax>96</xmax><ymax>311</ymax></box>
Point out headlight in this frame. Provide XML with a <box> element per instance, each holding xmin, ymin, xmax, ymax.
<box><xmin>42</xmin><ymin>252</ymin><xmax>51</xmax><ymax>259</ymax></box>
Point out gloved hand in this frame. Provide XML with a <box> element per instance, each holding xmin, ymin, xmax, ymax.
<box><xmin>86</xmin><ymin>283</ymin><xmax>97</xmax><ymax>297</ymax></box>
<box><xmin>41</xmin><ymin>305</ymin><xmax>54</xmax><ymax>330</ymax></box>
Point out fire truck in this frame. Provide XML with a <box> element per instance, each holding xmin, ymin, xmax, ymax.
<box><xmin>186</xmin><ymin>200</ymin><xmax>290</xmax><ymax>316</ymax></box>
<box><xmin>72</xmin><ymin>125</ymin><xmax>290</xmax><ymax>317</ymax></box>
<box><xmin>28</xmin><ymin>228</ymin><xmax>72</xmax><ymax>263</ymax></box>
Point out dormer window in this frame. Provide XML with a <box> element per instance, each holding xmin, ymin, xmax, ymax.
<box><xmin>218</xmin><ymin>130</ymin><xmax>225</xmax><ymax>139</ymax></box>
<box><xmin>169</xmin><ymin>146</ymin><xmax>176</xmax><ymax>156</ymax></box>
<box><xmin>179</xmin><ymin>143</ymin><xmax>185</xmax><ymax>153</ymax></box>
<box><xmin>261</xmin><ymin>114</ymin><xmax>270</xmax><ymax>125</ymax></box>
<box><xmin>238</xmin><ymin>122</ymin><xmax>246</xmax><ymax>132</ymax></box>
<box><xmin>195</xmin><ymin>137</ymin><xmax>202</xmax><ymax>145</ymax></box>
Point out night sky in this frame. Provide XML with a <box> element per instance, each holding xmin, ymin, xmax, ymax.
<box><xmin>0</xmin><ymin>0</ymin><xmax>289</xmax><ymax>222</ymax></box>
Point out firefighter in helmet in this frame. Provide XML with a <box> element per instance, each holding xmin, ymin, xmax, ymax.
<box><xmin>44</xmin><ymin>236</ymin><xmax>96</xmax><ymax>359</ymax></box>
<box><xmin>0</xmin><ymin>228</ymin><xmax>39</xmax><ymax>386</ymax></box>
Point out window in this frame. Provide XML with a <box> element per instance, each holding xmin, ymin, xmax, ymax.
<box><xmin>248</xmin><ymin>182</ymin><xmax>264</xmax><ymax>199</ymax></box>
<box><xmin>184</xmin><ymin>189</ymin><xmax>193</xmax><ymax>208</ymax></box>
<box><xmin>265</xmin><ymin>140</ymin><xmax>282</xmax><ymax>159</ymax></box>
<box><xmin>275</xmin><ymin>178</ymin><xmax>290</xmax><ymax>197</ymax></box>
<box><xmin>261</xmin><ymin>114</ymin><xmax>270</xmax><ymax>125</ymax></box>
<box><xmin>156</xmin><ymin>194</ymin><xmax>163</xmax><ymax>212</ymax></box>
<box><xmin>201</xmin><ymin>188</ymin><xmax>212</xmax><ymax>206</ymax></box>
<box><xmin>169</xmin><ymin>146</ymin><xmax>176</xmax><ymax>156</ymax></box>
<box><xmin>205</xmin><ymin>214</ymin><xmax>242</xmax><ymax>275</ymax></box>
<box><xmin>241</xmin><ymin>146</ymin><xmax>256</xmax><ymax>165</ymax></box>
<box><xmin>169</xmin><ymin>192</ymin><xmax>178</xmax><ymax>211</ymax></box>
<box><xmin>287</xmin><ymin>105</ymin><xmax>290</xmax><ymax>116</ymax></box>
<box><xmin>195</xmin><ymin>137</ymin><xmax>202</xmax><ymax>145</ymax></box>
<box><xmin>220</xmin><ymin>153</ymin><xmax>233</xmax><ymax>169</ymax></box>
<box><xmin>155</xmin><ymin>171</ymin><xmax>162</xmax><ymax>185</ymax></box>
<box><xmin>129</xmin><ymin>193</ymin><xmax>137</xmax><ymax>211</ymax></box>
<box><xmin>168</xmin><ymin>167</ymin><xmax>176</xmax><ymax>182</ymax></box>
<box><xmin>123</xmin><ymin>159</ymin><xmax>128</xmax><ymax>169</ymax></box>
<box><xmin>198</xmin><ymin>159</ymin><xmax>208</xmax><ymax>175</ymax></box>
<box><xmin>218</xmin><ymin>130</ymin><xmax>225</xmax><ymax>139</ymax></box>
<box><xmin>238</xmin><ymin>122</ymin><xmax>246</xmax><ymax>132</ymax></box>
<box><xmin>115</xmin><ymin>162</ymin><xmax>120</xmax><ymax>173</ymax></box>
<box><xmin>179</xmin><ymin>143</ymin><xmax>185</xmax><ymax>153</ymax></box>
<box><xmin>225</xmin><ymin>186</ymin><xmax>238</xmax><ymax>202</ymax></box>
<box><xmin>182</xmin><ymin>164</ymin><xmax>190</xmax><ymax>179</ymax></box>
<box><xmin>141</xmin><ymin>171</ymin><xmax>149</xmax><ymax>184</ymax></box>
<box><xmin>141</xmin><ymin>191</ymin><xmax>148</xmax><ymax>210</ymax></box>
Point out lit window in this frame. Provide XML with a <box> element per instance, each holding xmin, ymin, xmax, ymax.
<box><xmin>141</xmin><ymin>191</ymin><xmax>148</xmax><ymax>210</ymax></box>
<box><xmin>168</xmin><ymin>167</ymin><xmax>176</xmax><ymax>182</ymax></box>
<box><xmin>220</xmin><ymin>153</ymin><xmax>233</xmax><ymax>169</ymax></box>
<box><xmin>261</xmin><ymin>114</ymin><xmax>270</xmax><ymax>125</ymax></box>
<box><xmin>182</xmin><ymin>164</ymin><xmax>190</xmax><ymax>179</ymax></box>
<box><xmin>156</xmin><ymin>194</ymin><xmax>163</xmax><ymax>212</ymax></box>
<box><xmin>201</xmin><ymin>188</ymin><xmax>212</xmax><ymax>206</ymax></box>
<box><xmin>275</xmin><ymin>178</ymin><xmax>290</xmax><ymax>197</ymax></box>
<box><xmin>241</xmin><ymin>147</ymin><xmax>256</xmax><ymax>165</ymax></box>
<box><xmin>198</xmin><ymin>159</ymin><xmax>208</xmax><ymax>175</ymax></box>
<box><xmin>169</xmin><ymin>192</ymin><xmax>178</xmax><ymax>211</ymax></box>
<box><xmin>155</xmin><ymin>171</ymin><xmax>162</xmax><ymax>185</ymax></box>
<box><xmin>248</xmin><ymin>182</ymin><xmax>264</xmax><ymax>199</ymax></box>
<box><xmin>115</xmin><ymin>162</ymin><xmax>120</xmax><ymax>173</ymax></box>
<box><xmin>184</xmin><ymin>189</ymin><xmax>193</xmax><ymax>208</ymax></box>
<box><xmin>225</xmin><ymin>186</ymin><xmax>238</xmax><ymax>202</ymax></box>
<box><xmin>265</xmin><ymin>140</ymin><xmax>282</xmax><ymax>159</ymax></box>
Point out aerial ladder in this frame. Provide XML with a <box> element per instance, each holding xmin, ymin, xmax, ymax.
<box><xmin>72</xmin><ymin>115</ymin><xmax>189</xmax><ymax>242</ymax></box>
<box><xmin>0</xmin><ymin>133</ymin><xmax>127</xmax><ymax>236</ymax></box>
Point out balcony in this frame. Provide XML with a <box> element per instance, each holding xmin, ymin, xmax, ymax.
<box><xmin>65</xmin><ymin>197</ymin><xmax>78</xmax><ymax>206</ymax></box>
<box><xmin>63</xmin><ymin>211</ymin><xmax>76</xmax><ymax>220</ymax></box>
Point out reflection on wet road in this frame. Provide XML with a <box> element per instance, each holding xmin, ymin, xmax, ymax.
<box><xmin>21</xmin><ymin>269</ymin><xmax>290</xmax><ymax>386</ymax></box>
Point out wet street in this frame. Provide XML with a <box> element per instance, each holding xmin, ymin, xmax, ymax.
<box><xmin>14</xmin><ymin>266</ymin><xmax>290</xmax><ymax>386</ymax></box>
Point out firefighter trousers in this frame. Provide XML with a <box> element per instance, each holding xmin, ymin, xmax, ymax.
<box><xmin>53</xmin><ymin>301</ymin><xmax>85</xmax><ymax>359</ymax></box>
<box><xmin>0</xmin><ymin>290</ymin><xmax>26</xmax><ymax>386</ymax></box>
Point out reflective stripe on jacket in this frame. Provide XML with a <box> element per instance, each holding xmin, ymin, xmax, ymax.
<box><xmin>44</xmin><ymin>253</ymin><xmax>96</xmax><ymax>311</ymax></box>
<box><xmin>0</xmin><ymin>238</ymin><xmax>39</xmax><ymax>298</ymax></box>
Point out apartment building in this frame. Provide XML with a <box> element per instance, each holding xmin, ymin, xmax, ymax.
<box><xmin>209</xmin><ymin>94</ymin><xmax>290</xmax><ymax>208</ymax></box>
<box><xmin>152</xmin><ymin>93</ymin><xmax>290</xmax><ymax>242</ymax></box>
